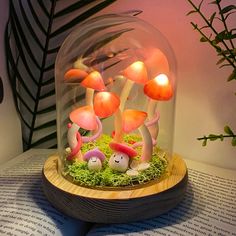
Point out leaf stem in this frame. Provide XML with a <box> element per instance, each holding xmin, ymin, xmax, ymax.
<box><xmin>197</xmin><ymin>134</ymin><xmax>236</xmax><ymax>141</ymax></box>
<box><xmin>191</xmin><ymin>22</ymin><xmax>235</xmax><ymax>68</ymax></box>
<box><xmin>216</xmin><ymin>1</ymin><xmax>235</xmax><ymax>59</ymax></box>
<box><xmin>28</xmin><ymin>0</ymin><xmax>57</xmax><ymax>148</ymax></box>
<box><xmin>187</xmin><ymin>0</ymin><xmax>236</xmax><ymax>69</ymax></box>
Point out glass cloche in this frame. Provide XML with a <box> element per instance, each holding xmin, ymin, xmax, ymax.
<box><xmin>55</xmin><ymin>13</ymin><xmax>177</xmax><ymax>188</ymax></box>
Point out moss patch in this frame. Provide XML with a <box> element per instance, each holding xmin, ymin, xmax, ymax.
<box><xmin>63</xmin><ymin>134</ymin><xmax>168</xmax><ymax>188</ymax></box>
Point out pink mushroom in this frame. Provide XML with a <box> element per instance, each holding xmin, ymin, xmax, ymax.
<box><xmin>94</xmin><ymin>91</ymin><xmax>123</xmax><ymax>143</ymax></box>
<box><xmin>69</xmin><ymin>106</ymin><xmax>103</xmax><ymax>142</ymax></box>
<box><xmin>140</xmin><ymin>47</ymin><xmax>170</xmax><ymax>77</ymax></box>
<box><xmin>83</xmin><ymin>148</ymin><xmax>105</xmax><ymax>171</ymax></box>
<box><xmin>64</xmin><ymin>68</ymin><xmax>88</xmax><ymax>83</ymax></box>
<box><xmin>109</xmin><ymin>142</ymin><xmax>137</xmax><ymax>172</ymax></box>
<box><xmin>94</xmin><ymin>91</ymin><xmax>120</xmax><ymax>118</ymax></box>
<box><xmin>64</xmin><ymin>57</ymin><xmax>91</xmax><ymax>83</ymax></box>
<box><xmin>120</xmin><ymin>61</ymin><xmax>148</xmax><ymax>111</ymax></box>
<box><xmin>67</xmin><ymin>105</ymin><xmax>102</xmax><ymax>160</ymax></box>
<box><xmin>144</xmin><ymin>74</ymin><xmax>173</xmax><ymax>101</ymax></box>
<box><xmin>144</xmin><ymin>74</ymin><xmax>173</xmax><ymax>139</ymax></box>
<box><xmin>122</xmin><ymin>109</ymin><xmax>153</xmax><ymax>163</ymax></box>
<box><xmin>70</xmin><ymin>105</ymin><xmax>97</xmax><ymax>131</ymax></box>
<box><xmin>122</xmin><ymin>109</ymin><xmax>147</xmax><ymax>133</ymax></box>
<box><xmin>109</xmin><ymin>142</ymin><xmax>137</xmax><ymax>158</ymax></box>
<box><xmin>81</xmin><ymin>71</ymin><xmax>106</xmax><ymax>106</ymax></box>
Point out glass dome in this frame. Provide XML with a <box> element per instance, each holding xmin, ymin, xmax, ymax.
<box><xmin>55</xmin><ymin>13</ymin><xmax>177</xmax><ymax>188</ymax></box>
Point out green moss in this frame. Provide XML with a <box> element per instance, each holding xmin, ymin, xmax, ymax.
<box><xmin>63</xmin><ymin>134</ymin><xmax>168</xmax><ymax>188</ymax></box>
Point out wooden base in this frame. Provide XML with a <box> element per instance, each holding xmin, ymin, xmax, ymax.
<box><xmin>42</xmin><ymin>154</ymin><xmax>188</xmax><ymax>223</ymax></box>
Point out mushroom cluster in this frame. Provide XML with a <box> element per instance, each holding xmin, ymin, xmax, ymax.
<box><xmin>63</xmin><ymin>48</ymin><xmax>173</xmax><ymax>174</ymax></box>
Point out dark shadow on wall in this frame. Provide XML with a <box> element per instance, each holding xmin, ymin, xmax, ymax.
<box><xmin>0</xmin><ymin>76</ymin><xmax>3</xmax><ymax>103</ymax></box>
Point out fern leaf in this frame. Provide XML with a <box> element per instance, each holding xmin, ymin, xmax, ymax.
<box><xmin>5</xmin><ymin>0</ymin><xmax>118</xmax><ymax>150</ymax></box>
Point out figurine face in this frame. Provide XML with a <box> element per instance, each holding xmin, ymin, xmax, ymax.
<box><xmin>88</xmin><ymin>157</ymin><xmax>102</xmax><ymax>171</ymax></box>
<box><xmin>109</xmin><ymin>152</ymin><xmax>129</xmax><ymax>172</ymax></box>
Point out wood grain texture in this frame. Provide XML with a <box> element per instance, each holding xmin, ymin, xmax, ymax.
<box><xmin>42</xmin><ymin>154</ymin><xmax>188</xmax><ymax>223</ymax></box>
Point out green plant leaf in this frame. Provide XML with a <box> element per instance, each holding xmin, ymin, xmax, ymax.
<box><xmin>227</xmin><ymin>69</ymin><xmax>236</xmax><ymax>81</ymax></box>
<box><xmin>224</xmin><ymin>125</ymin><xmax>234</xmax><ymax>135</ymax></box>
<box><xmin>220</xmin><ymin>5</ymin><xmax>236</xmax><ymax>14</ymax></box>
<box><xmin>231</xmin><ymin>137</ymin><xmax>236</xmax><ymax>146</ymax></box>
<box><xmin>220</xmin><ymin>134</ymin><xmax>224</xmax><ymax>141</ymax></box>
<box><xmin>202</xmin><ymin>139</ymin><xmax>207</xmax><ymax>146</ymax></box>
<box><xmin>200</xmin><ymin>36</ymin><xmax>208</xmax><ymax>42</ymax></box>
<box><xmin>216</xmin><ymin>57</ymin><xmax>225</xmax><ymax>65</ymax></box>
<box><xmin>210</xmin><ymin>0</ymin><xmax>221</xmax><ymax>5</ymax></box>
<box><xmin>186</xmin><ymin>10</ymin><xmax>197</xmax><ymax>16</ymax></box>
<box><xmin>219</xmin><ymin>63</ymin><xmax>231</xmax><ymax>68</ymax></box>
<box><xmin>216</xmin><ymin>30</ymin><xmax>236</xmax><ymax>41</ymax></box>
<box><xmin>198</xmin><ymin>0</ymin><xmax>204</xmax><ymax>10</ymax></box>
<box><xmin>225</xmin><ymin>11</ymin><xmax>236</xmax><ymax>20</ymax></box>
<box><xmin>209</xmin><ymin>12</ymin><xmax>216</xmax><ymax>24</ymax></box>
<box><xmin>208</xmin><ymin>134</ymin><xmax>219</xmax><ymax>141</ymax></box>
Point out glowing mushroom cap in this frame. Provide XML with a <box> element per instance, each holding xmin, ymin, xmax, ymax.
<box><xmin>142</xmin><ymin>47</ymin><xmax>170</xmax><ymax>76</ymax></box>
<box><xmin>69</xmin><ymin>105</ymin><xmax>97</xmax><ymax>130</ymax></box>
<box><xmin>109</xmin><ymin>142</ymin><xmax>137</xmax><ymax>158</ymax></box>
<box><xmin>64</xmin><ymin>68</ymin><xmax>88</xmax><ymax>83</ymax></box>
<box><xmin>122</xmin><ymin>109</ymin><xmax>147</xmax><ymax>133</ymax></box>
<box><xmin>94</xmin><ymin>92</ymin><xmax>120</xmax><ymax>118</ymax></box>
<box><xmin>83</xmin><ymin>148</ymin><xmax>105</xmax><ymax>162</ymax></box>
<box><xmin>123</xmin><ymin>61</ymin><xmax>148</xmax><ymax>84</ymax></box>
<box><xmin>144</xmin><ymin>73</ymin><xmax>173</xmax><ymax>101</ymax></box>
<box><xmin>81</xmin><ymin>71</ymin><xmax>106</xmax><ymax>91</ymax></box>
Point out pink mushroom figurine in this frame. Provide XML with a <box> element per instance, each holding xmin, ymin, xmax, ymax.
<box><xmin>83</xmin><ymin>148</ymin><xmax>105</xmax><ymax>171</ymax></box>
<box><xmin>109</xmin><ymin>142</ymin><xmax>137</xmax><ymax>172</ymax></box>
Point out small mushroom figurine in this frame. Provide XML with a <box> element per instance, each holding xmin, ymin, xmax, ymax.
<box><xmin>83</xmin><ymin>148</ymin><xmax>105</xmax><ymax>171</ymax></box>
<box><xmin>109</xmin><ymin>142</ymin><xmax>137</xmax><ymax>172</ymax></box>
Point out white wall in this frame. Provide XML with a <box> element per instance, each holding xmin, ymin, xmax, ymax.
<box><xmin>101</xmin><ymin>0</ymin><xmax>236</xmax><ymax>169</ymax></box>
<box><xmin>0</xmin><ymin>0</ymin><xmax>22</xmax><ymax>163</ymax></box>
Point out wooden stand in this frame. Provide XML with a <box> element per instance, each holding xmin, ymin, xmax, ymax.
<box><xmin>42</xmin><ymin>154</ymin><xmax>188</xmax><ymax>223</ymax></box>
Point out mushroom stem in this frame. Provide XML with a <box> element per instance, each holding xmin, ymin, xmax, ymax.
<box><xmin>138</xmin><ymin>124</ymin><xmax>153</xmax><ymax>162</ymax></box>
<box><xmin>85</xmin><ymin>88</ymin><xmax>94</xmax><ymax>107</ymax></box>
<box><xmin>67</xmin><ymin>131</ymin><xmax>82</xmax><ymax>160</ymax></box>
<box><xmin>146</xmin><ymin>99</ymin><xmax>159</xmax><ymax>139</ymax></box>
<box><xmin>67</xmin><ymin>123</ymin><xmax>80</xmax><ymax>150</ymax></box>
<box><xmin>147</xmin><ymin>99</ymin><xmax>157</xmax><ymax>118</ymax></box>
<box><xmin>145</xmin><ymin>110</ymin><xmax>160</xmax><ymax>127</ymax></box>
<box><xmin>132</xmin><ymin>138</ymin><xmax>157</xmax><ymax>149</ymax></box>
<box><xmin>82</xmin><ymin>117</ymin><xmax>102</xmax><ymax>143</ymax></box>
<box><xmin>119</xmin><ymin>79</ymin><xmax>134</xmax><ymax>111</ymax></box>
<box><xmin>113</xmin><ymin>79</ymin><xmax>133</xmax><ymax>143</ymax></box>
<box><xmin>113</xmin><ymin>109</ymin><xmax>123</xmax><ymax>143</ymax></box>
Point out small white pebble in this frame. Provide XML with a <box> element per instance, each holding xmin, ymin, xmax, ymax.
<box><xmin>126</xmin><ymin>169</ymin><xmax>139</xmax><ymax>176</ymax></box>
<box><xmin>65</xmin><ymin>147</ymin><xmax>71</xmax><ymax>154</ymax></box>
<box><xmin>130</xmin><ymin>161</ymin><xmax>150</xmax><ymax>171</ymax></box>
<box><xmin>137</xmin><ymin>163</ymin><xmax>150</xmax><ymax>171</ymax></box>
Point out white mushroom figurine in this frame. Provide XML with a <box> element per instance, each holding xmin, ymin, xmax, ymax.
<box><xmin>83</xmin><ymin>148</ymin><xmax>105</xmax><ymax>171</ymax></box>
<box><xmin>109</xmin><ymin>142</ymin><xmax>137</xmax><ymax>172</ymax></box>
